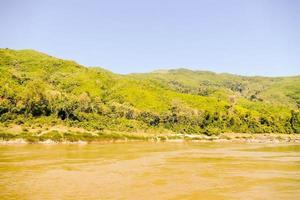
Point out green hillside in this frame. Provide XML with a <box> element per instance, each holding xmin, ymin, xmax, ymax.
<box><xmin>0</xmin><ymin>48</ymin><xmax>299</xmax><ymax>138</ymax></box>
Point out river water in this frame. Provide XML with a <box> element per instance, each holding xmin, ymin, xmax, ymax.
<box><xmin>0</xmin><ymin>142</ymin><xmax>299</xmax><ymax>200</ymax></box>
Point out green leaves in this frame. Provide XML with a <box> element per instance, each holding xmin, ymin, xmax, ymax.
<box><xmin>290</xmin><ymin>110</ymin><xmax>300</xmax><ymax>133</ymax></box>
<box><xmin>0</xmin><ymin>48</ymin><xmax>299</xmax><ymax>134</ymax></box>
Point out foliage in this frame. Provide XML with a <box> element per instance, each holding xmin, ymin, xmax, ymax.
<box><xmin>0</xmin><ymin>48</ymin><xmax>299</xmax><ymax>135</ymax></box>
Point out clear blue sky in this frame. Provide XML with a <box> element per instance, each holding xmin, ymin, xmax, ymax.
<box><xmin>0</xmin><ymin>0</ymin><xmax>299</xmax><ymax>76</ymax></box>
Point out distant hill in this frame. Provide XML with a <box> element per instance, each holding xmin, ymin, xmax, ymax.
<box><xmin>0</xmin><ymin>48</ymin><xmax>299</xmax><ymax>134</ymax></box>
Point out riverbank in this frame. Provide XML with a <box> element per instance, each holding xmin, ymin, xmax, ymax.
<box><xmin>1</xmin><ymin>131</ymin><xmax>300</xmax><ymax>144</ymax></box>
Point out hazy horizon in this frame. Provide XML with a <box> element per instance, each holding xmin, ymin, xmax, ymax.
<box><xmin>1</xmin><ymin>0</ymin><xmax>299</xmax><ymax>76</ymax></box>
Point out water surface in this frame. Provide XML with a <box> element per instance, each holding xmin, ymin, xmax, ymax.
<box><xmin>0</xmin><ymin>142</ymin><xmax>299</xmax><ymax>200</ymax></box>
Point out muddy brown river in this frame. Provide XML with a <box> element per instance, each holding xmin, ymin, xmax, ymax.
<box><xmin>0</xmin><ymin>142</ymin><xmax>299</xmax><ymax>200</ymax></box>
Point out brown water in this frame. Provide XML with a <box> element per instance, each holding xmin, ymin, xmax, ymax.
<box><xmin>0</xmin><ymin>142</ymin><xmax>299</xmax><ymax>200</ymax></box>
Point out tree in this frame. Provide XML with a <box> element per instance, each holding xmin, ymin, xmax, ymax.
<box><xmin>45</xmin><ymin>90</ymin><xmax>61</xmax><ymax>113</ymax></box>
<box><xmin>78</xmin><ymin>92</ymin><xmax>92</xmax><ymax>112</ymax></box>
<box><xmin>24</xmin><ymin>80</ymin><xmax>50</xmax><ymax>116</ymax></box>
<box><xmin>290</xmin><ymin>110</ymin><xmax>300</xmax><ymax>133</ymax></box>
<box><xmin>57</xmin><ymin>94</ymin><xmax>79</xmax><ymax>120</ymax></box>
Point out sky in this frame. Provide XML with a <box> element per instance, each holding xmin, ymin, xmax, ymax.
<box><xmin>0</xmin><ymin>0</ymin><xmax>299</xmax><ymax>76</ymax></box>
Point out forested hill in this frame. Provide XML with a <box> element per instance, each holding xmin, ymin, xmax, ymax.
<box><xmin>0</xmin><ymin>48</ymin><xmax>299</xmax><ymax>134</ymax></box>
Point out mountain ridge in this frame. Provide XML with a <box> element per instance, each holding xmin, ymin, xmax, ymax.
<box><xmin>3</xmin><ymin>48</ymin><xmax>300</xmax><ymax>77</ymax></box>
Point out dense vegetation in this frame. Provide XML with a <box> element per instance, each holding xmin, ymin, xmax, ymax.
<box><xmin>0</xmin><ymin>48</ymin><xmax>299</xmax><ymax>138</ymax></box>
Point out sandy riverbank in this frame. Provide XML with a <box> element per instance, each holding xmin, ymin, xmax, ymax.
<box><xmin>1</xmin><ymin>132</ymin><xmax>299</xmax><ymax>144</ymax></box>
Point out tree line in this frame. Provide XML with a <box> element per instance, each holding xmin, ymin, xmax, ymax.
<box><xmin>0</xmin><ymin>80</ymin><xmax>299</xmax><ymax>134</ymax></box>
